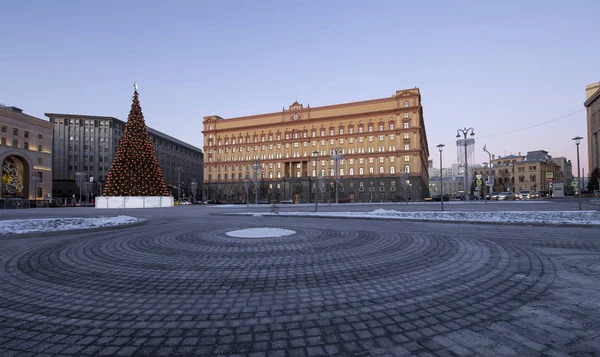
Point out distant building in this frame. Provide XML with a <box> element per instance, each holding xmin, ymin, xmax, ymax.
<box><xmin>45</xmin><ymin>113</ymin><xmax>203</xmax><ymax>203</ymax></box>
<box><xmin>474</xmin><ymin>151</ymin><xmax>565</xmax><ymax>195</ymax></box>
<box><xmin>429</xmin><ymin>176</ymin><xmax>465</xmax><ymax>196</ymax></box>
<box><xmin>1</xmin><ymin>105</ymin><xmax>53</xmax><ymax>203</ymax></box>
<box><xmin>585</xmin><ymin>82</ymin><xmax>600</xmax><ymax>174</ymax></box>
<box><xmin>552</xmin><ymin>157</ymin><xmax>574</xmax><ymax>195</ymax></box>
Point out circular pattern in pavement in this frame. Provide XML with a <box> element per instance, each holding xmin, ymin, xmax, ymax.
<box><xmin>0</xmin><ymin>222</ymin><xmax>555</xmax><ymax>356</ymax></box>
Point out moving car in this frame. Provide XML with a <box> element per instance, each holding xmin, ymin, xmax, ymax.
<box><xmin>493</xmin><ymin>192</ymin><xmax>517</xmax><ymax>200</ymax></box>
<box><xmin>257</xmin><ymin>199</ymin><xmax>270</xmax><ymax>204</ymax></box>
<box><xmin>529</xmin><ymin>192</ymin><xmax>540</xmax><ymax>199</ymax></box>
<box><xmin>517</xmin><ymin>190</ymin><xmax>531</xmax><ymax>200</ymax></box>
<box><xmin>279</xmin><ymin>199</ymin><xmax>293</xmax><ymax>204</ymax></box>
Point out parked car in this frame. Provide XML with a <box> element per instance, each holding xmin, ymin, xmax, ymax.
<box><xmin>176</xmin><ymin>199</ymin><xmax>192</xmax><ymax>205</ymax></box>
<box><xmin>430</xmin><ymin>194</ymin><xmax>450</xmax><ymax>202</ymax></box>
<box><xmin>488</xmin><ymin>192</ymin><xmax>501</xmax><ymax>200</ymax></box>
<box><xmin>529</xmin><ymin>192</ymin><xmax>540</xmax><ymax>199</ymax></box>
<box><xmin>493</xmin><ymin>192</ymin><xmax>517</xmax><ymax>200</ymax></box>
<box><xmin>257</xmin><ymin>199</ymin><xmax>270</xmax><ymax>204</ymax></box>
<box><xmin>279</xmin><ymin>199</ymin><xmax>293</xmax><ymax>204</ymax></box>
<box><xmin>517</xmin><ymin>190</ymin><xmax>531</xmax><ymax>200</ymax></box>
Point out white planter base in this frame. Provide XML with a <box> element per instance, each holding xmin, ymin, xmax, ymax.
<box><xmin>95</xmin><ymin>196</ymin><xmax>173</xmax><ymax>209</ymax></box>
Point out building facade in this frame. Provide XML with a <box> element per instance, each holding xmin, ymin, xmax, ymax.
<box><xmin>585</xmin><ymin>82</ymin><xmax>600</xmax><ymax>174</ymax></box>
<box><xmin>202</xmin><ymin>88</ymin><xmax>430</xmax><ymax>203</ymax></box>
<box><xmin>45</xmin><ymin>113</ymin><xmax>203</xmax><ymax>203</ymax></box>
<box><xmin>473</xmin><ymin>151</ymin><xmax>563</xmax><ymax>195</ymax></box>
<box><xmin>1</xmin><ymin>105</ymin><xmax>53</xmax><ymax>203</ymax></box>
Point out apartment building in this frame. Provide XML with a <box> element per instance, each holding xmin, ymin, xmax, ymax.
<box><xmin>202</xmin><ymin>88</ymin><xmax>430</xmax><ymax>203</ymax></box>
<box><xmin>585</xmin><ymin>82</ymin><xmax>600</xmax><ymax>174</ymax></box>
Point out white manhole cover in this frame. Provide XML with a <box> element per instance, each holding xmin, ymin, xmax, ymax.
<box><xmin>226</xmin><ymin>227</ymin><xmax>296</xmax><ymax>238</ymax></box>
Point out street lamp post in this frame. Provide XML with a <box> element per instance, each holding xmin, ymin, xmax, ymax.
<box><xmin>312</xmin><ymin>151</ymin><xmax>319</xmax><ymax>212</ymax></box>
<box><xmin>436</xmin><ymin>144</ymin><xmax>445</xmax><ymax>211</ymax></box>
<box><xmin>330</xmin><ymin>147</ymin><xmax>343</xmax><ymax>204</ymax></box>
<box><xmin>31</xmin><ymin>172</ymin><xmax>40</xmax><ymax>208</ymax></box>
<box><xmin>175</xmin><ymin>167</ymin><xmax>182</xmax><ymax>201</ymax></box>
<box><xmin>483</xmin><ymin>145</ymin><xmax>493</xmax><ymax>202</ymax></box>
<box><xmin>572</xmin><ymin>136</ymin><xmax>583</xmax><ymax>210</ymax></box>
<box><xmin>456</xmin><ymin>127</ymin><xmax>475</xmax><ymax>201</ymax></box>
<box><xmin>252</xmin><ymin>159</ymin><xmax>261</xmax><ymax>204</ymax></box>
<box><xmin>75</xmin><ymin>172</ymin><xmax>86</xmax><ymax>206</ymax></box>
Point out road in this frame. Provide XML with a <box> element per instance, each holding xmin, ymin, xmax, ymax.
<box><xmin>0</xmin><ymin>200</ymin><xmax>599</xmax><ymax>356</ymax></box>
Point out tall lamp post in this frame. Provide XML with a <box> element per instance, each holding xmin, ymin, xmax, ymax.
<box><xmin>456</xmin><ymin>127</ymin><xmax>475</xmax><ymax>201</ymax></box>
<box><xmin>175</xmin><ymin>167</ymin><xmax>182</xmax><ymax>201</ymax></box>
<box><xmin>572</xmin><ymin>136</ymin><xmax>583</xmax><ymax>210</ymax></box>
<box><xmin>483</xmin><ymin>145</ymin><xmax>493</xmax><ymax>201</ymax></box>
<box><xmin>252</xmin><ymin>159</ymin><xmax>261</xmax><ymax>204</ymax></box>
<box><xmin>436</xmin><ymin>144</ymin><xmax>445</xmax><ymax>211</ymax></box>
<box><xmin>312</xmin><ymin>151</ymin><xmax>319</xmax><ymax>212</ymax></box>
<box><xmin>75</xmin><ymin>171</ymin><xmax>86</xmax><ymax>206</ymax></box>
<box><xmin>330</xmin><ymin>147</ymin><xmax>343</xmax><ymax>204</ymax></box>
<box><xmin>31</xmin><ymin>172</ymin><xmax>40</xmax><ymax>208</ymax></box>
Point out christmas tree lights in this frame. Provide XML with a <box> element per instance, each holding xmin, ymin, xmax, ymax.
<box><xmin>103</xmin><ymin>87</ymin><xmax>169</xmax><ymax>197</ymax></box>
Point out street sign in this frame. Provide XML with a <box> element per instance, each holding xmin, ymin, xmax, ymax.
<box><xmin>571</xmin><ymin>181</ymin><xmax>578</xmax><ymax>187</ymax></box>
<box><xmin>546</xmin><ymin>178</ymin><xmax>553</xmax><ymax>183</ymax></box>
<box><xmin>546</xmin><ymin>172</ymin><xmax>553</xmax><ymax>179</ymax></box>
<box><xmin>89</xmin><ymin>176</ymin><xmax>94</xmax><ymax>182</ymax></box>
<box><xmin>476</xmin><ymin>179</ymin><xmax>483</xmax><ymax>186</ymax></box>
<box><xmin>476</xmin><ymin>174</ymin><xmax>482</xmax><ymax>180</ymax></box>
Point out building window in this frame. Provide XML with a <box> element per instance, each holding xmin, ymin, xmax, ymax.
<box><xmin>349</xmin><ymin>127</ymin><xmax>354</xmax><ymax>134</ymax></box>
<box><xmin>404</xmin><ymin>133</ymin><xmax>410</xmax><ymax>139</ymax></box>
<box><xmin>390</xmin><ymin>123</ymin><xmax>395</xmax><ymax>130</ymax></box>
<box><xmin>12</xmin><ymin>139</ymin><xmax>18</xmax><ymax>148</ymax></box>
<box><xmin>1</xmin><ymin>126</ymin><xmax>6</xmax><ymax>133</ymax></box>
<box><xmin>404</xmin><ymin>113</ymin><xmax>409</xmax><ymax>118</ymax></box>
<box><xmin>379</xmin><ymin>124</ymin><xmax>384</xmax><ymax>131</ymax></box>
<box><xmin>405</xmin><ymin>155</ymin><xmax>410</xmax><ymax>162</ymax></box>
<box><xmin>38</xmin><ymin>144</ymin><xmax>43</xmax><ymax>152</ymax></box>
<box><xmin>369</xmin><ymin>167</ymin><xmax>374</xmax><ymax>174</ymax></box>
<box><xmin>38</xmin><ymin>157</ymin><xmax>43</xmax><ymax>165</ymax></box>
<box><xmin>24</xmin><ymin>142</ymin><xmax>29</xmax><ymax>150</ymax></box>
<box><xmin>404</xmin><ymin>101</ymin><xmax>409</xmax><ymax>108</ymax></box>
<box><xmin>403</xmin><ymin>122</ymin><xmax>409</xmax><ymax>129</ymax></box>
<box><xmin>13</xmin><ymin>128</ymin><xmax>18</xmax><ymax>135</ymax></box>
<box><xmin>359</xmin><ymin>167</ymin><xmax>364</xmax><ymax>175</ymax></box>
<box><xmin>404</xmin><ymin>144</ymin><xmax>410</xmax><ymax>150</ymax></box>
<box><xmin>390</xmin><ymin>166</ymin><xmax>395</xmax><ymax>174</ymax></box>
<box><xmin>349</xmin><ymin>168</ymin><xmax>354</xmax><ymax>175</ymax></box>
<box><xmin>379</xmin><ymin>166</ymin><xmax>384</xmax><ymax>174</ymax></box>
<box><xmin>24</xmin><ymin>131</ymin><xmax>29</xmax><ymax>138</ymax></box>
<box><xmin>404</xmin><ymin>164</ymin><xmax>410</xmax><ymax>173</ymax></box>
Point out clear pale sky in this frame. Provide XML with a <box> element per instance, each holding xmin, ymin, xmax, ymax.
<box><xmin>1</xmin><ymin>0</ymin><xmax>597</xmax><ymax>174</ymax></box>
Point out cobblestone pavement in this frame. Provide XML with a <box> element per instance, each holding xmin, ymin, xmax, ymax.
<box><xmin>1</xmin><ymin>209</ymin><xmax>599</xmax><ymax>356</ymax></box>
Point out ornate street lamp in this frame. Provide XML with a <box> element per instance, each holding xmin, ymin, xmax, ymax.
<box><xmin>330</xmin><ymin>147</ymin><xmax>343</xmax><ymax>204</ymax></box>
<box><xmin>312</xmin><ymin>151</ymin><xmax>319</xmax><ymax>212</ymax></box>
<box><xmin>572</xmin><ymin>136</ymin><xmax>583</xmax><ymax>210</ymax></box>
<box><xmin>456</xmin><ymin>127</ymin><xmax>475</xmax><ymax>201</ymax></box>
<box><xmin>436</xmin><ymin>144</ymin><xmax>445</xmax><ymax>211</ymax></box>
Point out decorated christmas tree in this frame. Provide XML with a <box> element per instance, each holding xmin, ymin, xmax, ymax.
<box><xmin>103</xmin><ymin>85</ymin><xmax>169</xmax><ymax>196</ymax></box>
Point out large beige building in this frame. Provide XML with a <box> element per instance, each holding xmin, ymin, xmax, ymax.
<box><xmin>1</xmin><ymin>105</ymin><xmax>53</xmax><ymax>204</ymax></box>
<box><xmin>585</xmin><ymin>82</ymin><xmax>600</xmax><ymax>174</ymax></box>
<box><xmin>202</xmin><ymin>88</ymin><xmax>430</xmax><ymax>203</ymax></box>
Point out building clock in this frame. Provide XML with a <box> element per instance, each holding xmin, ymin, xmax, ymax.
<box><xmin>293</xmin><ymin>114</ymin><xmax>299</xmax><ymax>120</ymax></box>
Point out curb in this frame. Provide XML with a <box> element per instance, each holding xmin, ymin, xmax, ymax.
<box><xmin>211</xmin><ymin>213</ymin><xmax>600</xmax><ymax>228</ymax></box>
<box><xmin>0</xmin><ymin>218</ymin><xmax>147</xmax><ymax>240</ymax></box>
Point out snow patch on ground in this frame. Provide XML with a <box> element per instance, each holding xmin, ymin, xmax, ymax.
<box><xmin>248</xmin><ymin>210</ymin><xmax>600</xmax><ymax>225</ymax></box>
<box><xmin>0</xmin><ymin>216</ymin><xmax>140</xmax><ymax>235</ymax></box>
<box><xmin>226</xmin><ymin>227</ymin><xmax>296</xmax><ymax>238</ymax></box>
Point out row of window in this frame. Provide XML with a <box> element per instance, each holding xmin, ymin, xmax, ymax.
<box><xmin>0</xmin><ymin>126</ymin><xmax>44</xmax><ymax>140</ymax></box>
<box><xmin>209</xmin><ymin>164</ymin><xmax>411</xmax><ymax>181</ymax></box>
<box><xmin>209</xmin><ymin>121</ymin><xmax>411</xmax><ymax>146</ymax></box>
<box><xmin>0</xmin><ymin>137</ymin><xmax>43</xmax><ymax>151</ymax></box>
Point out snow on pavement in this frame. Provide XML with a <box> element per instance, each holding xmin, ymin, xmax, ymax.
<box><xmin>247</xmin><ymin>209</ymin><xmax>600</xmax><ymax>225</ymax></box>
<box><xmin>0</xmin><ymin>216</ymin><xmax>140</xmax><ymax>235</ymax></box>
<box><xmin>226</xmin><ymin>227</ymin><xmax>296</xmax><ymax>238</ymax></box>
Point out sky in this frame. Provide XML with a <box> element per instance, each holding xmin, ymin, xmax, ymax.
<box><xmin>1</xmin><ymin>0</ymin><xmax>598</xmax><ymax>174</ymax></box>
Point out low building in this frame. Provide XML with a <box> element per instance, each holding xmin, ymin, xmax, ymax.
<box><xmin>474</xmin><ymin>151</ymin><xmax>563</xmax><ymax>195</ymax></box>
<box><xmin>0</xmin><ymin>105</ymin><xmax>53</xmax><ymax>204</ymax></box>
<box><xmin>45</xmin><ymin>113</ymin><xmax>203</xmax><ymax>204</ymax></box>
